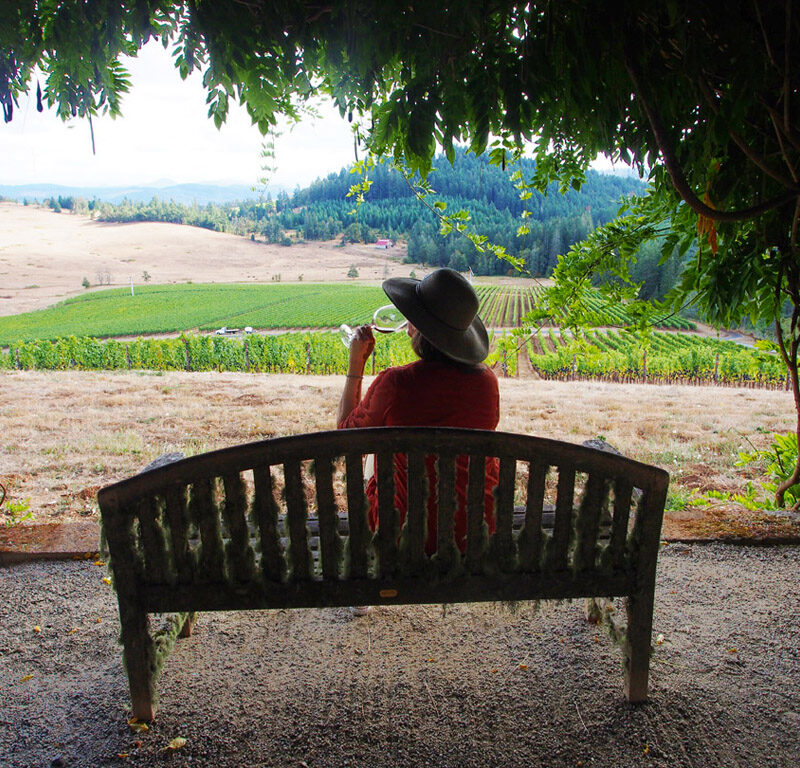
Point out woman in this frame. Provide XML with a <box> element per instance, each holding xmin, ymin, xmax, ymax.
<box><xmin>337</xmin><ymin>268</ymin><xmax>499</xmax><ymax>555</ymax></box>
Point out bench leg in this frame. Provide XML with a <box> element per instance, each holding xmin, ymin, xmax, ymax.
<box><xmin>179</xmin><ymin>611</ymin><xmax>198</xmax><ymax>638</ymax></box>
<box><xmin>119</xmin><ymin>606</ymin><xmax>156</xmax><ymax>721</ymax></box>
<box><xmin>624</xmin><ymin>590</ymin><xmax>655</xmax><ymax>703</ymax></box>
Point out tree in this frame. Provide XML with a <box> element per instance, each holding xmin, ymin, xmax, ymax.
<box><xmin>2</xmin><ymin>1</ymin><xmax>799</xmax><ymax>502</ymax></box>
<box><xmin>347</xmin><ymin>265</ymin><xmax>359</xmax><ymax>279</ymax></box>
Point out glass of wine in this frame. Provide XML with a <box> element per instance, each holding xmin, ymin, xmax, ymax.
<box><xmin>339</xmin><ymin>304</ymin><xmax>408</xmax><ymax>347</ymax></box>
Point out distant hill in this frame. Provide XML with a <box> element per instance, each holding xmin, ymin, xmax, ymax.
<box><xmin>0</xmin><ymin>182</ymin><xmax>284</xmax><ymax>206</ymax></box>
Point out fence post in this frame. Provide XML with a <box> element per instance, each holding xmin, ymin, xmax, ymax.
<box><xmin>245</xmin><ymin>339</ymin><xmax>250</xmax><ymax>372</ymax></box>
<box><xmin>714</xmin><ymin>353</ymin><xmax>719</xmax><ymax>383</ymax></box>
<box><xmin>306</xmin><ymin>342</ymin><xmax>311</xmax><ymax>375</ymax></box>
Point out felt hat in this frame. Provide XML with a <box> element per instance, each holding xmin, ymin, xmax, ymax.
<box><xmin>382</xmin><ymin>268</ymin><xmax>489</xmax><ymax>364</ymax></box>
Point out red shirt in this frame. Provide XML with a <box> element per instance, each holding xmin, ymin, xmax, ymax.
<box><xmin>338</xmin><ymin>360</ymin><xmax>500</xmax><ymax>554</ymax></box>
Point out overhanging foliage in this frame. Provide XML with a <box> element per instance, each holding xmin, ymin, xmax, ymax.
<box><xmin>2</xmin><ymin>0</ymin><xmax>800</xmax><ymax>503</ymax></box>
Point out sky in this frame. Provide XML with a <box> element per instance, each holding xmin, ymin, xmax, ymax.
<box><xmin>0</xmin><ymin>41</ymin><xmax>358</xmax><ymax>190</ymax></box>
<box><xmin>1</xmin><ymin>40</ymin><xmax>623</xmax><ymax>190</ymax></box>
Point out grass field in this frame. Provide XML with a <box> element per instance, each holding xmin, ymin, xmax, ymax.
<box><xmin>0</xmin><ymin>283</ymin><xmax>389</xmax><ymax>344</ymax></box>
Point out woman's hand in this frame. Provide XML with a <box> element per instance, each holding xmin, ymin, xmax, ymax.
<box><xmin>348</xmin><ymin>325</ymin><xmax>375</xmax><ymax>375</ymax></box>
<box><xmin>337</xmin><ymin>325</ymin><xmax>375</xmax><ymax>427</ymax></box>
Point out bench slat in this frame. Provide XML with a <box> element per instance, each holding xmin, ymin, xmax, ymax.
<box><xmin>573</xmin><ymin>473</ymin><xmax>605</xmax><ymax>573</ymax></box>
<box><xmin>191</xmin><ymin>478</ymin><xmax>226</xmax><ymax>582</ymax></box>
<box><xmin>222</xmin><ymin>472</ymin><xmax>257</xmax><ymax>583</ymax></box>
<box><xmin>138</xmin><ymin>497</ymin><xmax>171</xmax><ymax>585</ymax></box>
<box><xmin>518</xmin><ymin>461</ymin><xmax>546</xmax><ymax>571</ymax></box>
<box><xmin>435</xmin><ymin>453</ymin><xmax>458</xmax><ymax>571</ymax></box>
<box><xmin>345</xmin><ymin>451</ymin><xmax>369</xmax><ymax>578</ymax></box>
<box><xmin>546</xmin><ymin>467</ymin><xmax>576</xmax><ymax>572</ymax></box>
<box><xmin>465</xmin><ymin>453</ymin><xmax>487</xmax><ymax>574</ymax></box>
<box><xmin>402</xmin><ymin>451</ymin><xmax>426</xmax><ymax>573</ymax></box>
<box><xmin>314</xmin><ymin>457</ymin><xmax>342</xmax><ymax>581</ymax></box>
<box><xmin>490</xmin><ymin>455</ymin><xmax>517</xmax><ymax>572</ymax></box>
<box><xmin>252</xmin><ymin>466</ymin><xmax>285</xmax><ymax>584</ymax></box>
<box><xmin>163</xmin><ymin>486</ymin><xmax>193</xmax><ymax>584</ymax></box>
<box><xmin>606</xmin><ymin>477</ymin><xmax>634</xmax><ymax>572</ymax></box>
<box><xmin>376</xmin><ymin>449</ymin><xmax>399</xmax><ymax>578</ymax></box>
<box><xmin>284</xmin><ymin>460</ymin><xmax>312</xmax><ymax>580</ymax></box>
<box><xmin>140</xmin><ymin>570</ymin><xmax>635</xmax><ymax>613</ymax></box>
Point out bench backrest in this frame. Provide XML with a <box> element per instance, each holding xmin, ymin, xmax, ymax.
<box><xmin>98</xmin><ymin>427</ymin><xmax>668</xmax><ymax>613</ymax></box>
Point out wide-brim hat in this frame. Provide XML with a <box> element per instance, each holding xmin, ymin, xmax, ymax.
<box><xmin>382</xmin><ymin>268</ymin><xmax>489</xmax><ymax>364</ymax></box>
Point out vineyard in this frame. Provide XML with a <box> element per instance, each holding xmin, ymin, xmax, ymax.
<box><xmin>0</xmin><ymin>281</ymin><xmax>783</xmax><ymax>388</ymax></box>
<box><xmin>0</xmin><ymin>331</ymin><xmax>416</xmax><ymax>375</ymax></box>
<box><xmin>1</xmin><ymin>327</ymin><xmax>787</xmax><ymax>389</ymax></box>
<box><xmin>474</xmin><ymin>284</ymin><xmax>696</xmax><ymax>330</ymax></box>
<box><xmin>0</xmin><ymin>282</ymin><xmax>698</xmax><ymax>346</ymax></box>
<box><xmin>525</xmin><ymin>329</ymin><xmax>788</xmax><ymax>388</ymax></box>
<box><xmin>0</xmin><ymin>283</ymin><xmax>387</xmax><ymax>345</ymax></box>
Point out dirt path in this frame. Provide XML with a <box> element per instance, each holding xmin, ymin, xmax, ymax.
<box><xmin>1</xmin><ymin>543</ymin><xmax>798</xmax><ymax>767</ymax></box>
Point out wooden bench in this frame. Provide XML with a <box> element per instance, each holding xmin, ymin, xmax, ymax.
<box><xmin>97</xmin><ymin>427</ymin><xmax>669</xmax><ymax>720</ymax></box>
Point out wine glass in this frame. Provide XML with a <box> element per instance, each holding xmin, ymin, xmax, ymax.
<box><xmin>339</xmin><ymin>304</ymin><xmax>408</xmax><ymax>347</ymax></box>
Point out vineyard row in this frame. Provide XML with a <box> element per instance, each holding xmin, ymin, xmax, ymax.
<box><xmin>0</xmin><ymin>329</ymin><xmax>788</xmax><ymax>390</ymax></box>
<box><xmin>524</xmin><ymin>329</ymin><xmax>789</xmax><ymax>389</ymax></box>
<box><xmin>0</xmin><ymin>332</ymin><xmax>417</xmax><ymax>375</ymax></box>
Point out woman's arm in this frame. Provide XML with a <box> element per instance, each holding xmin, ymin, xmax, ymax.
<box><xmin>336</xmin><ymin>325</ymin><xmax>375</xmax><ymax>427</ymax></box>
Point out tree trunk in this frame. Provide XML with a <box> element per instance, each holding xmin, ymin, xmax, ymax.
<box><xmin>774</xmin><ymin>301</ymin><xmax>800</xmax><ymax>509</ymax></box>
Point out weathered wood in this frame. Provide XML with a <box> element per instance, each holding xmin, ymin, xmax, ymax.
<box><xmin>191</xmin><ymin>478</ymin><xmax>225</xmax><ymax>582</ymax></box>
<box><xmin>435</xmin><ymin>453</ymin><xmax>459</xmax><ymax>572</ymax></box>
<box><xmin>345</xmin><ymin>451</ymin><xmax>369</xmax><ymax>578</ymax></box>
<box><xmin>141</xmin><ymin>569</ymin><xmax>635</xmax><ymax>612</ymax></box>
<box><xmin>119</xmin><ymin>603</ymin><xmax>156</xmax><ymax>721</ymax></box>
<box><xmin>401</xmin><ymin>451</ymin><xmax>427</xmax><ymax>573</ymax></box>
<box><xmin>546</xmin><ymin>466</ymin><xmax>576</xmax><ymax>572</ymax></box>
<box><xmin>137</xmin><ymin>497</ymin><xmax>170</xmax><ymax>584</ymax></box>
<box><xmin>573</xmin><ymin>473</ymin><xmax>606</xmax><ymax>573</ymax></box>
<box><xmin>178</xmin><ymin>611</ymin><xmax>197</xmax><ymax>638</ymax></box>
<box><xmin>252</xmin><ymin>466</ymin><xmax>285</xmax><ymax>584</ymax></box>
<box><xmin>605</xmin><ymin>477</ymin><xmax>634</xmax><ymax>572</ymax></box>
<box><xmin>518</xmin><ymin>462</ymin><xmax>546</xmax><ymax>571</ymax></box>
<box><xmin>465</xmin><ymin>453</ymin><xmax>487</xmax><ymax>574</ymax></box>
<box><xmin>222</xmin><ymin>472</ymin><xmax>256</xmax><ymax>583</ymax></box>
<box><xmin>375</xmin><ymin>449</ymin><xmax>399</xmax><ymax>577</ymax></box>
<box><xmin>284</xmin><ymin>460</ymin><xmax>312</xmax><ymax>580</ymax></box>
<box><xmin>313</xmin><ymin>457</ymin><xmax>342</xmax><ymax>581</ymax></box>
<box><xmin>490</xmin><ymin>455</ymin><xmax>517</xmax><ymax>572</ymax></box>
<box><xmin>624</xmin><ymin>482</ymin><xmax>668</xmax><ymax>703</ymax></box>
<box><xmin>163</xmin><ymin>486</ymin><xmax>193</xmax><ymax>583</ymax></box>
<box><xmin>98</xmin><ymin>426</ymin><xmax>669</xmax><ymax>718</ymax></box>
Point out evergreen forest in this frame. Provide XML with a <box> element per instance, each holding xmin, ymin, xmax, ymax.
<box><xmin>68</xmin><ymin>150</ymin><xmax>686</xmax><ymax>297</ymax></box>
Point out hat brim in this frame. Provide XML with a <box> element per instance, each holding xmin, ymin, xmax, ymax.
<box><xmin>382</xmin><ymin>277</ymin><xmax>489</xmax><ymax>364</ymax></box>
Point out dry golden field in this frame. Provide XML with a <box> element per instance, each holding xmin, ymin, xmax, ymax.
<box><xmin>2</xmin><ymin>369</ymin><xmax>798</xmax><ymax>539</ymax></box>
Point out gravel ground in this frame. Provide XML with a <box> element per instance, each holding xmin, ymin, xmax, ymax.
<box><xmin>1</xmin><ymin>543</ymin><xmax>798</xmax><ymax>768</ymax></box>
